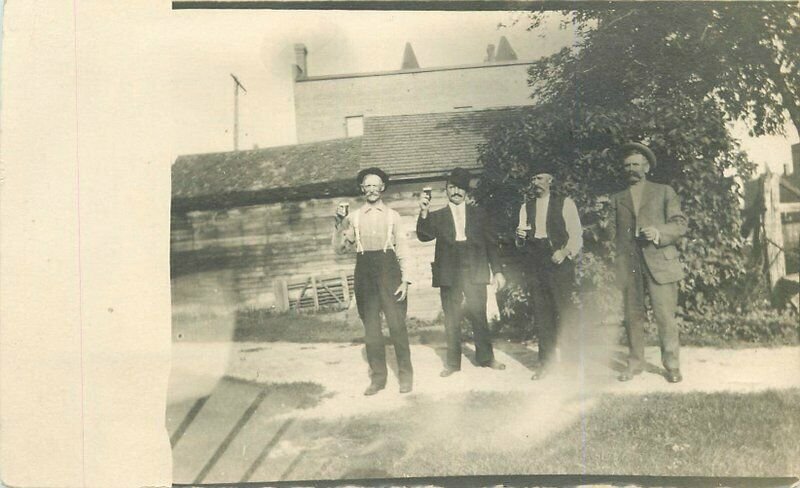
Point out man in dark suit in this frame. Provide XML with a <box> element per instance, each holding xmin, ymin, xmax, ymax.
<box><xmin>515</xmin><ymin>162</ymin><xmax>583</xmax><ymax>380</ymax></box>
<box><xmin>417</xmin><ymin>168</ymin><xmax>507</xmax><ymax>377</ymax></box>
<box><xmin>605</xmin><ymin>142</ymin><xmax>688</xmax><ymax>383</ymax></box>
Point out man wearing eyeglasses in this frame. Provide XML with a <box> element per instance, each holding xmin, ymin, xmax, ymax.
<box><xmin>333</xmin><ymin>167</ymin><xmax>413</xmax><ymax>396</ymax></box>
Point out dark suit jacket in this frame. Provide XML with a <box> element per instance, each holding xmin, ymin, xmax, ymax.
<box><xmin>417</xmin><ymin>205</ymin><xmax>501</xmax><ymax>288</ymax></box>
<box><xmin>609</xmin><ymin>181</ymin><xmax>688</xmax><ymax>285</ymax></box>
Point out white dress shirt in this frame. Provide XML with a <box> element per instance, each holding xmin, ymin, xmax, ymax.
<box><xmin>533</xmin><ymin>197</ymin><xmax>550</xmax><ymax>239</ymax></box>
<box><xmin>518</xmin><ymin>195</ymin><xmax>583</xmax><ymax>258</ymax></box>
<box><xmin>448</xmin><ymin>202</ymin><xmax>467</xmax><ymax>242</ymax></box>
<box><xmin>333</xmin><ymin>201</ymin><xmax>410</xmax><ymax>282</ymax></box>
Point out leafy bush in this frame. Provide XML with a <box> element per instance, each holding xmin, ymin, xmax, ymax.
<box><xmin>492</xmin><ymin>282</ymin><xmax>535</xmax><ymax>341</ymax></box>
<box><xmin>679</xmin><ymin>307</ymin><xmax>799</xmax><ymax>346</ymax></box>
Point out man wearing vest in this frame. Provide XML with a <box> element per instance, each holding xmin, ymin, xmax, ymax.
<box><xmin>333</xmin><ymin>167</ymin><xmax>413</xmax><ymax>396</ymax></box>
<box><xmin>515</xmin><ymin>162</ymin><xmax>583</xmax><ymax>380</ymax></box>
<box><xmin>604</xmin><ymin>142</ymin><xmax>687</xmax><ymax>383</ymax></box>
<box><xmin>417</xmin><ymin>168</ymin><xmax>507</xmax><ymax>378</ymax></box>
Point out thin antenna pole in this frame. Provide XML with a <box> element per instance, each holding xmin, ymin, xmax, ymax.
<box><xmin>230</xmin><ymin>74</ymin><xmax>247</xmax><ymax>151</ymax></box>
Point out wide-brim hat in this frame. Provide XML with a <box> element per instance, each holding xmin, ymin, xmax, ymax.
<box><xmin>446</xmin><ymin>167</ymin><xmax>473</xmax><ymax>190</ymax></box>
<box><xmin>357</xmin><ymin>167</ymin><xmax>389</xmax><ymax>185</ymax></box>
<box><xmin>620</xmin><ymin>142</ymin><xmax>657</xmax><ymax>169</ymax></box>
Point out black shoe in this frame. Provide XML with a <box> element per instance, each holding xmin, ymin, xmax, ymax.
<box><xmin>399</xmin><ymin>384</ymin><xmax>413</xmax><ymax>394</ymax></box>
<box><xmin>363</xmin><ymin>384</ymin><xmax>385</xmax><ymax>396</ymax></box>
<box><xmin>483</xmin><ymin>359</ymin><xmax>506</xmax><ymax>370</ymax></box>
<box><xmin>666</xmin><ymin>369</ymin><xmax>683</xmax><ymax>383</ymax></box>
<box><xmin>440</xmin><ymin>368</ymin><xmax>460</xmax><ymax>377</ymax></box>
<box><xmin>618</xmin><ymin>368</ymin><xmax>643</xmax><ymax>382</ymax></box>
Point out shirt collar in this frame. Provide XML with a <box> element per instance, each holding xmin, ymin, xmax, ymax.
<box><xmin>448</xmin><ymin>202</ymin><xmax>465</xmax><ymax>211</ymax></box>
<box><xmin>630</xmin><ymin>181</ymin><xmax>646</xmax><ymax>192</ymax></box>
<box><xmin>362</xmin><ymin>201</ymin><xmax>386</xmax><ymax>213</ymax></box>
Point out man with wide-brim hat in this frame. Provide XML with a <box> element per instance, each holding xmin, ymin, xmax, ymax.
<box><xmin>417</xmin><ymin>167</ymin><xmax>507</xmax><ymax>377</ymax></box>
<box><xmin>603</xmin><ymin>142</ymin><xmax>688</xmax><ymax>383</ymax></box>
<box><xmin>515</xmin><ymin>160</ymin><xmax>583</xmax><ymax>379</ymax></box>
<box><xmin>333</xmin><ymin>166</ymin><xmax>414</xmax><ymax>395</ymax></box>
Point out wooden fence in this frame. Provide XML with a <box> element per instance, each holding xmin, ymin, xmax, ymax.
<box><xmin>274</xmin><ymin>272</ymin><xmax>355</xmax><ymax>313</ymax></box>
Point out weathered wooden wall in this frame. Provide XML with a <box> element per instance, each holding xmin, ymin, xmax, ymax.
<box><xmin>171</xmin><ymin>181</ymin><xmax>468</xmax><ymax>319</ymax></box>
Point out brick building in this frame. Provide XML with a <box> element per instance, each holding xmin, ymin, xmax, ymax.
<box><xmin>292</xmin><ymin>37</ymin><xmax>536</xmax><ymax>143</ymax></box>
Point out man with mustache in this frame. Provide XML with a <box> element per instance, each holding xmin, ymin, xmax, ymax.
<box><xmin>333</xmin><ymin>167</ymin><xmax>413</xmax><ymax>395</ymax></box>
<box><xmin>417</xmin><ymin>168</ymin><xmax>507</xmax><ymax>377</ymax></box>
<box><xmin>605</xmin><ymin>142</ymin><xmax>688</xmax><ymax>383</ymax></box>
<box><xmin>515</xmin><ymin>162</ymin><xmax>583</xmax><ymax>380</ymax></box>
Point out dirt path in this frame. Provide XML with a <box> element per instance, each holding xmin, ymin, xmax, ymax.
<box><xmin>171</xmin><ymin>341</ymin><xmax>800</xmax><ymax>419</ymax></box>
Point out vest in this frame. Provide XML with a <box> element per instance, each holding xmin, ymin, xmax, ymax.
<box><xmin>526</xmin><ymin>195</ymin><xmax>568</xmax><ymax>250</ymax></box>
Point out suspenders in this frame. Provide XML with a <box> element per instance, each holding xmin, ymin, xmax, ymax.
<box><xmin>351</xmin><ymin>206</ymin><xmax>395</xmax><ymax>254</ymax></box>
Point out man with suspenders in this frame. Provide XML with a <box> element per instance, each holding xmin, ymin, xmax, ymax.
<box><xmin>333</xmin><ymin>167</ymin><xmax>413</xmax><ymax>396</ymax></box>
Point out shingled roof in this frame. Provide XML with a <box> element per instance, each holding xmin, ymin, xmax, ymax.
<box><xmin>359</xmin><ymin>107</ymin><xmax>528</xmax><ymax>180</ymax></box>
<box><xmin>172</xmin><ymin>137</ymin><xmax>361</xmax><ymax>210</ymax></box>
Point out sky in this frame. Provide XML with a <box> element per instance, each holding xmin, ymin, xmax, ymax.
<box><xmin>168</xmin><ymin>9</ymin><xmax>797</xmax><ymax>174</ymax></box>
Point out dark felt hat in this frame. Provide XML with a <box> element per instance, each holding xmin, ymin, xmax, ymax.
<box><xmin>531</xmin><ymin>160</ymin><xmax>558</xmax><ymax>178</ymax></box>
<box><xmin>620</xmin><ymin>142</ymin><xmax>657</xmax><ymax>169</ymax></box>
<box><xmin>357</xmin><ymin>167</ymin><xmax>389</xmax><ymax>185</ymax></box>
<box><xmin>446</xmin><ymin>167</ymin><xmax>473</xmax><ymax>190</ymax></box>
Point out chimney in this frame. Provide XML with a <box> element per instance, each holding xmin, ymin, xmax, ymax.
<box><xmin>401</xmin><ymin>42</ymin><xmax>420</xmax><ymax>70</ymax></box>
<box><xmin>293</xmin><ymin>43</ymin><xmax>308</xmax><ymax>79</ymax></box>
<box><xmin>792</xmin><ymin>142</ymin><xmax>799</xmax><ymax>176</ymax></box>
<box><xmin>485</xmin><ymin>44</ymin><xmax>496</xmax><ymax>62</ymax></box>
<box><xmin>495</xmin><ymin>36</ymin><xmax>518</xmax><ymax>61</ymax></box>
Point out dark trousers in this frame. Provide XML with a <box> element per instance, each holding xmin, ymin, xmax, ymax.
<box><xmin>623</xmin><ymin>248</ymin><xmax>680</xmax><ymax>372</ymax></box>
<box><xmin>354</xmin><ymin>250</ymin><xmax>413</xmax><ymax>388</ymax></box>
<box><xmin>439</xmin><ymin>242</ymin><xmax>495</xmax><ymax>369</ymax></box>
<box><xmin>525</xmin><ymin>240</ymin><xmax>575</xmax><ymax>366</ymax></box>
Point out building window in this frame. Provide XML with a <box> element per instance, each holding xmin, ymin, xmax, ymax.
<box><xmin>345</xmin><ymin>116</ymin><xmax>364</xmax><ymax>137</ymax></box>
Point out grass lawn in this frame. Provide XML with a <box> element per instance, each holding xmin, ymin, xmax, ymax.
<box><xmin>518</xmin><ymin>389</ymin><xmax>800</xmax><ymax>476</ymax></box>
<box><xmin>169</xmin><ymin>306</ymin><xmax>442</xmax><ymax>343</ymax></box>
<box><xmin>293</xmin><ymin>389</ymin><xmax>800</xmax><ymax>479</ymax></box>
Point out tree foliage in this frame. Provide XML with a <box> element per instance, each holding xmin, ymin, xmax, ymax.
<box><xmin>477</xmin><ymin>4</ymin><xmax>798</xmax><ymax>326</ymax></box>
<box><xmin>529</xmin><ymin>4</ymin><xmax>800</xmax><ymax>138</ymax></box>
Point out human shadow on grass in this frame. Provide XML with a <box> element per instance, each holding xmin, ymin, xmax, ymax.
<box><xmin>417</xmin><ymin>326</ymin><xmax>483</xmax><ymax>371</ymax></box>
<box><xmin>491</xmin><ymin>339</ymin><xmax>542</xmax><ymax>373</ymax></box>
